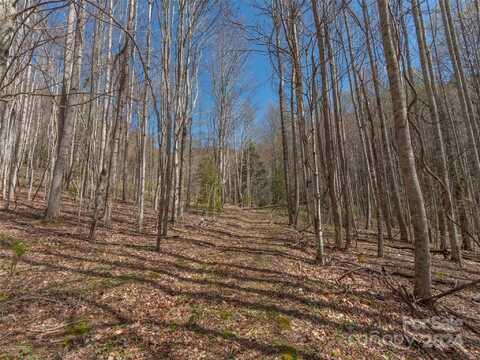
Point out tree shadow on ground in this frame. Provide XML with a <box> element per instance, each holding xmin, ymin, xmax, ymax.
<box><xmin>0</xmin><ymin>199</ymin><xmax>474</xmax><ymax>359</ymax></box>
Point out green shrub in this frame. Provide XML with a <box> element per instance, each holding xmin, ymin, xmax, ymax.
<box><xmin>67</xmin><ymin>320</ymin><xmax>91</xmax><ymax>336</ymax></box>
<box><xmin>275</xmin><ymin>315</ymin><xmax>292</xmax><ymax>331</ymax></box>
<box><xmin>10</xmin><ymin>240</ymin><xmax>26</xmax><ymax>275</ymax></box>
<box><xmin>11</xmin><ymin>240</ymin><xmax>26</xmax><ymax>258</ymax></box>
<box><xmin>221</xmin><ymin>330</ymin><xmax>235</xmax><ymax>339</ymax></box>
<box><xmin>278</xmin><ymin>344</ymin><xmax>298</xmax><ymax>360</ymax></box>
<box><xmin>271</xmin><ymin>165</ymin><xmax>286</xmax><ymax>206</ymax></box>
<box><xmin>197</xmin><ymin>156</ymin><xmax>222</xmax><ymax>215</ymax></box>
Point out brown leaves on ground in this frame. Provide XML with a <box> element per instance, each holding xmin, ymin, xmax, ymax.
<box><xmin>0</xmin><ymin>192</ymin><xmax>479</xmax><ymax>359</ymax></box>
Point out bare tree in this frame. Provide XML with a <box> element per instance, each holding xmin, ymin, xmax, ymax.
<box><xmin>137</xmin><ymin>0</ymin><xmax>153</xmax><ymax>232</ymax></box>
<box><xmin>377</xmin><ymin>0</ymin><xmax>431</xmax><ymax>298</ymax></box>
<box><xmin>46</xmin><ymin>1</ymin><xmax>84</xmax><ymax>219</ymax></box>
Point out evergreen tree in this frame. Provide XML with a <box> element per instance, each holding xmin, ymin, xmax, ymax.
<box><xmin>271</xmin><ymin>164</ymin><xmax>286</xmax><ymax>206</ymax></box>
<box><xmin>197</xmin><ymin>155</ymin><xmax>222</xmax><ymax>214</ymax></box>
<box><xmin>241</xmin><ymin>142</ymin><xmax>268</xmax><ymax>207</ymax></box>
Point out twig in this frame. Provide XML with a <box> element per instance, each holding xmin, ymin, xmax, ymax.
<box><xmin>336</xmin><ymin>266</ymin><xmax>367</xmax><ymax>282</ymax></box>
<box><xmin>417</xmin><ymin>278</ymin><xmax>480</xmax><ymax>304</ymax></box>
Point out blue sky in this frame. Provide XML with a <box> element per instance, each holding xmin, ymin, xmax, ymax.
<box><xmin>237</xmin><ymin>0</ymin><xmax>277</xmax><ymax>119</ymax></box>
<box><xmin>192</xmin><ymin>1</ymin><xmax>277</xmax><ymax>144</ymax></box>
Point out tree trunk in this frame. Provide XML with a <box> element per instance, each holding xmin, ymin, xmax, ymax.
<box><xmin>411</xmin><ymin>0</ymin><xmax>461</xmax><ymax>264</ymax></box>
<box><xmin>272</xmin><ymin>8</ymin><xmax>292</xmax><ymax>225</ymax></box>
<box><xmin>0</xmin><ymin>0</ymin><xmax>14</xmax><ymax>84</ymax></box>
<box><xmin>377</xmin><ymin>0</ymin><xmax>431</xmax><ymax>298</ymax></box>
<box><xmin>310</xmin><ymin>0</ymin><xmax>342</xmax><ymax>248</ymax></box>
<box><xmin>138</xmin><ymin>0</ymin><xmax>153</xmax><ymax>232</ymax></box>
<box><xmin>46</xmin><ymin>2</ymin><xmax>83</xmax><ymax>219</ymax></box>
<box><xmin>361</xmin><ymin>0</ymin><xmax>407</xmax><ymax>243</ymax></box>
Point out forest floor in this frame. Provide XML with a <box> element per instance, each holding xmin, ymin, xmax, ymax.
<box><xmin>0</xmin><ymin>191</ymin><xmax>480</xmax><ymax>359</ymax></box>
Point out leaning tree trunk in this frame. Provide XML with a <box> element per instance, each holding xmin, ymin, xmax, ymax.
<box><xmin>411</xmin><ymin>0</ymin><xmax>461</xmax><ymax>264</ymax></box>
<box><xmin>377</xmin><ymin>0</ymin><xmax>432</xmax><ymax>299</ymax></box>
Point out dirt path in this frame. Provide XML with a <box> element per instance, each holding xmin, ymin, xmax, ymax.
<box><xmin>1</xmin><ymin>202</ymin><xmax>479</xmax><ymax>359</ymax></box>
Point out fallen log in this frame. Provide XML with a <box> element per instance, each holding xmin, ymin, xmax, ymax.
<box><xmin>417</xmin><ymin>278</ymin><xmax>480</xmax><ymax>304</ymax></box>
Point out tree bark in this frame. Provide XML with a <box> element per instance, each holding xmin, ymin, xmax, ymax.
<box><xmin>411</xmin><ymin>0</ymin><xmax>461</xmax><ymax>264</ymax></box>
<box><xmin>310</xmin><ymin>0</ymin><xmax>343</xmax><ymax>248</ymax></box>
<box><xmin>46</xmin><ymin>2</ymin><xmax>84</xmax><ymax>219</ymax></box>
<box><xmin>377</xmin><ymin>0</ymin><xmax>432</xmax><ymax>298</ymax></box>
<box><xmin>138</xmin><ymin>0</ymin><xmax>153</xmax><ymax>232</ymax></box>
